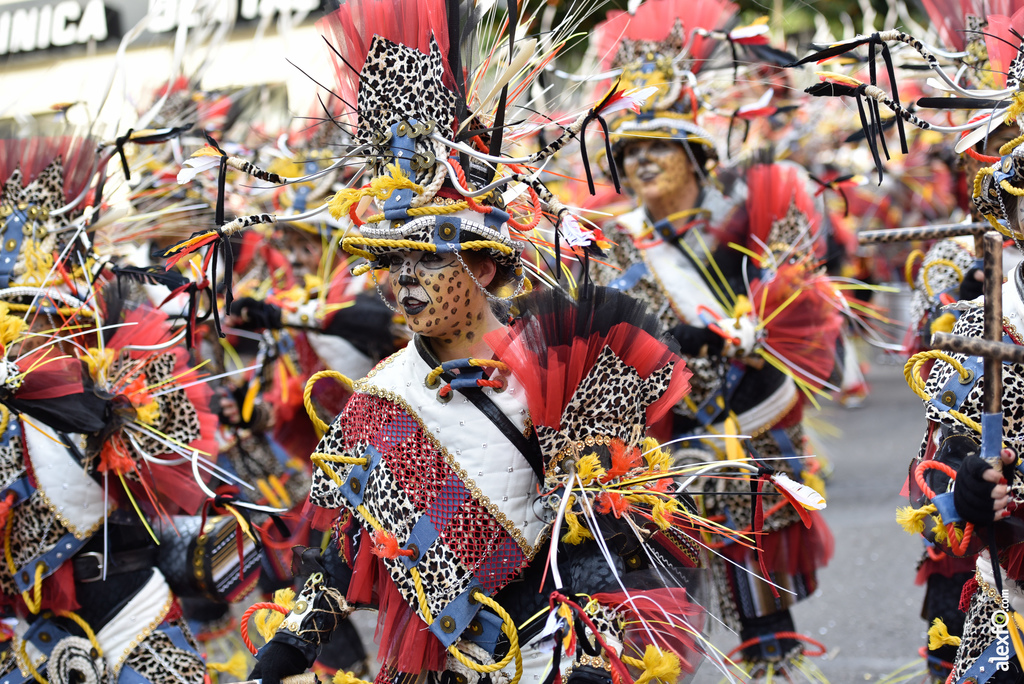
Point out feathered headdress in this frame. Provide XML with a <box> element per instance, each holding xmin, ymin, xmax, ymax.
<box><xmin>163</xmin><ymin>0</ymin><xmax>645</xmax><ymax>300</ymax></box>
<box><xmin>591</xmin><ymin>0</ymin><xmax>780</xmax><ymax>160</ymax></box>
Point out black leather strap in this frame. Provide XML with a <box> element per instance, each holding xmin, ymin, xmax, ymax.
<box><xmin>415</xmin><ymin>337</ymin><xmax>546</xmax><ymax>480</ymax></box>
<box><xmin>73</xmin><ymin>546</ymin><xmax>158</xmax><ymax>582</ymax></box>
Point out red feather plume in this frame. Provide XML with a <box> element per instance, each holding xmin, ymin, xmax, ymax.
<box><xmin>318</xmin><ymin>0</ymin><xmax>454</xmax><ymax>122</ymax></box>
<box><xmin>592</xmin><ymin>0</ymin><xmax>738</xmax><ymax>72</ymax></box>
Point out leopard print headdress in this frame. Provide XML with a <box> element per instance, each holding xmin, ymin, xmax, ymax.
<box><xmin>589</xmin><ymin>0</ymin><xmax>749</xmax><ymax>160</ymax></box>
<box><xmin>0</xmin><ymin>137</ymin><xmax>99</xmax><ymax>306</ymax></box>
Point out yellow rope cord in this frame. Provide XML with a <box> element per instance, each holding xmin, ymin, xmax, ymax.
<box><xmin>21</xmin><ymin>563</ymin><xmax>44</xmax><ymax>614</ymax></box>
<box><xmin>310</xmin><ymin>453</ymin><xmax>369</xmax><ymax>487</ymax></box>
<box><xmin>905</xmin><ymin>249</ymin><xmax>924</xmax><ymax>290</ymax></box>
<box><xmin>327</xmin><ymin>164</ymin><xmax>424</xmax><ymax>220</ymax></box>
<box><xmin>303</xmin><ymin>370</ymin><xmax>353</xmax><ymax>435</ymax></box>
<box><xmin>922</xmin><ymin>259</ymin><xmax>965</xmax><ymax>299</ymax></box>
<box><xmin>972</xmin><ymin>167</ymin><xmax>1021</xmax><ymax>237</ymax></box>
<box><xmin>56</xmin><ymin>610</ymin><xmax>103</xmax><ymax>656</ymax></box>
<box><xmin>408</xmin><ymin>567</ymin><xmax>522</xmax><ymax>683</ymax></box>
<box><xmin>2</xmin><ymin>303</ymin><xmax>94</xmax><ymax>318</ymax></box>
<box><xmin>1000</xmin><ymin>132</ymin><xmax>1024</xmax><ymax>155</ymax></box>
<box><xmin>4</xmin><ymin>514</ymin><xmax>15</xmax><ymax>575</ymax></box>
<box><xmin>18</xmin><ymin>639</ymin><xmax>47</xmax><ymax>684</ymax></box>
<box><xmin>1001</xmin><ymin>179</ymin><xmax>1024</xmax><ymax>196</ymax></box>
<box><xmin>904</xmin><ymin>350</ymin><xmax>984</xmax><ymax>434</ymax></box>
<box><xmin>364</xmin><ymin>201</ymin><xmax>471</xmax><ymax>223</ymax></box>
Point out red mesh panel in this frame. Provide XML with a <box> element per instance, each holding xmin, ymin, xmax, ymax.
<box><xmin>425</xmin><ymin>476</ymin><xmax>470</xmax><ymax>529</ymax></box>
<box><xmin>379</xmin><ymin>429</ymin><xmax>446</xmax><ymax>511</ymax></box>
<box><xmin>442</xmin><ymin>499</ymin><xmax>506</xmax><ymax>569</ymax></box>
<box><xmin>474</xmin><ymin>534</ymin><xmax>527</xmax><ymax>593</ymax></box>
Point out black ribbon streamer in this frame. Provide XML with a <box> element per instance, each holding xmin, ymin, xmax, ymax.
<box><xmin>578</xmin><ymin>113</ymin><xmax>621</xmax><ymax>196</ymax></box>
<box><xmin>113</xmin><ymin>128</ymin><xmax>134</xmax><ymax>181</ymax></box>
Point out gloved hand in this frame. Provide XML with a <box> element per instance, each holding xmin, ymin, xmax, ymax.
<box><xmin>953</xmin><ymin>450</ymin><xmax>1015</xmax><ymax>524</ymax></box>
<box><xmin>229</xmin><ymin>297</ymin><xmax>283</xmax><ymax>330</ymax></box>
<box><xmin>248</xmin><ymin>640</ymin><xmax>309</xmax><ymax>684</ymax></box>
<box><xmin>959</xmin><ymin>267</ymin><xmax>984</xmax><ymax>302</ymax></box>
<box><xmin>723</xmin><ymin>314</ymin><xmax>760</xmax><ymax>358</ymax></box>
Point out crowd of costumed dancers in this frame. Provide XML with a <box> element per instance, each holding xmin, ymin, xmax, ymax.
<box><xmin>10</xmin><ymin>0</ymin><xmax>1024</xmax><ymax>683</ymax></box>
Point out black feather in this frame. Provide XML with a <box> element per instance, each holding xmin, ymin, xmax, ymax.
<box><xmin>805</xmin><ymin>82</ymin><xmax>859</xmax><ymax>98</ymax></box>
<box><xmin>786</xmin><ymin>37</ymin><xmax>871</xmax><ymax>67</ymax></box>
<box><xmin>111</xmin><ymin>266</ymin><xmax>190</xmax><ymax>291</ymax></box>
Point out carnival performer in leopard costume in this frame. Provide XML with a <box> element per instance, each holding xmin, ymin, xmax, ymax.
<box><xmin>793</xmin><ymin>7</ymin><xmax>1024</xmax><ymax>682</ymax></box>
<box><xmin>0</xmin><ymin>131</ymin><xmax>268</xmax><ymax>684</ymax></box>
<box><xmin>204</xmin><ymin>2</ymin><xmax>833</xmax><ymax>684</ymax></box>
<box><xmin>586</xmin><ymin>0</ymin><xmax>839</xmax><ymax>677</ymax></box>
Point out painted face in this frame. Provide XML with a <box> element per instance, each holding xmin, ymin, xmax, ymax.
<box><xmin>621</xmin><ymin>139</ymin><xmax>695</xmax><ymax>205</ymax></box>
<box><xmin>387</xmin><ymin>250</ymin><xmax>490</xmax><ymax>343</ymax></box>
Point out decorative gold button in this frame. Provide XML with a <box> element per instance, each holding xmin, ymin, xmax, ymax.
<box><xmin>439</xmin><ymin>616</ymin><xmax>456</xmax><ymax>633</ymax></box>
<box><xmin>39</xmin><ymin>632</ymin><xmax>51</xmax><ymax>643</ymax></box>
<box><xmin>294</xmin><ymin>601</ymin><xmax>308</xmax><ymax>613</ymax></box>
<box><xmin>4</xmin><ymin>240</ymin><xmax>14</xmax><ymax>252</ymax></box>
<box><xmin>468</xmin><ymin>620</ymin><xmax>482</xmax><ymax>635</ymax></box>
<box><xmin>350</xmin><ymin>479</ymin><xmax>361</xmax><ymax>494</ymax></box>
<box><xmin>941</xmin><ymin>391</ymin><xmax>957</xmax><ymax>406</ymax></box>
<box><xmin>439</xmin><ymin>222</ymin><xmax>456</xmax><ymax>240</ymax></box>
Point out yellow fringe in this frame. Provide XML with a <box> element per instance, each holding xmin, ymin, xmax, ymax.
<box><xmin>562</xmin><ymin>496</ymin><xmax>593</xmax><ymax>544</ymax></box>
<box><xmin>927</xmin><ymin>618</ymin><xmax>961</xmax><ymax>650</ymax></box>
<box><xmin>256</xmin><ymin>587</ymin><xmax>297</xmax><ymax>642</ymax></box>
<box><xmin>207</xmin><ymin>651</ymin><xmax>249</xmax><ymax>679</ymax></box>
<box><xmin>896</xmin><ymin>504</ymin><xmax>938</xmax><ymax>535</ymax></box>
<box><xmin>576</xmin><ymin>453</ymin><xmax>606</xmax><ymax>485</ymax></box>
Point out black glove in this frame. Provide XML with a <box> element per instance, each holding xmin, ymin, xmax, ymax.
<box><xmin>248</xmin><ymin>640</ymin><xmax>309</xmax><ymax>684</ymax></box>
<box><xmin>230</xmin><ymin>297</ymin><xmax>283</xmax><ymax>330</ymax></box>
<box><xmin>959</xmin><ymin>267</ymin><xmax>984</xmax><ymax>302</ymax></box>
<box><xmin>953</xmin><ymin>453</ymin><xmax>1001</xmax><ymax>524</ymax></box>
<box><xmin>669</xmin><ymin>323</ymin><xmax>726</xmax><ymax>357</ymax></box>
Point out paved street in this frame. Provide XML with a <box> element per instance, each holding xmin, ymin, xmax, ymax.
<box><xmin>693</xmin><ymin>354</ymin><xmax>933</xmax><ymax>682</ymax></box>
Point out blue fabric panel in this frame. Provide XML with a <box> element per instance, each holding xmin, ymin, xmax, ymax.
<box><xmin>427</xmin><ymin>580</ymin><xmax>484</xmax><ymax>649</ymax></box>
<box><xmin>15</xmin><ymin>532</ymin><xmax>89</xmax><ymax>592</ymax></box>
<box><xmin>340</xmin><ymin>444</ymin><xmax>382</xmax><ymax>508</ymax></box>
<box><xmin>932</xmin><ymin>492</ymin><xmax>961</xmax><ymax>524</ymax></box>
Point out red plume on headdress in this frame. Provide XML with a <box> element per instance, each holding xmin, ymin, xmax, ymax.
<box><xmin>592</xmin><ymin>0</ymin><xmax>737</xmax><ymax>72</ymax></box>
<box><xmin>0</xmin><ymin>136</ymin><xmax>97</xmax><ymax>206</ymax></box>
<box><xmin>485</xmin><ymin>288</ymin><xmax>691</xmax><ymax>439</ymax></box>
<box><xmin>744</xmin><ymin>162</ymin><xmax>821</xmax><ymax>256</ymax></box>
<box><xmin>318</xmin><ymin>0</ymin><xmax>454</xmax><ymax>118</ymax></box>
<box><xmin>726</xmin><ymin>162</ymin><xmax>842</xmax><ymax>391</ymax></box>
<box><xmin>985</xmin><ymin>8</ymin><xmax>1024</xmax><ymax>89</ymax></box>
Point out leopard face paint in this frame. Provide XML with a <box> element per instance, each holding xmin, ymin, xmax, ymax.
<box><xmin>621</xmin><ymin>139</ymin><xmax>694</xmax><ymax>205</ymax></box>
<box><xmin>388</xmin><ymin>250</ymin><xmax>491</xmax><ymax>343</ymax></box>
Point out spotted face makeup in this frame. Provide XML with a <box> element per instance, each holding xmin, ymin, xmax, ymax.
<box><xmin>387</xmin><ymin>250</ymin><xmax>492</xmax><ymax>344</ymax></box>
<box><xmin>621</xmin><ymin>139</ymin><xmax>695</xmax><ymax>205</ymax></box>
